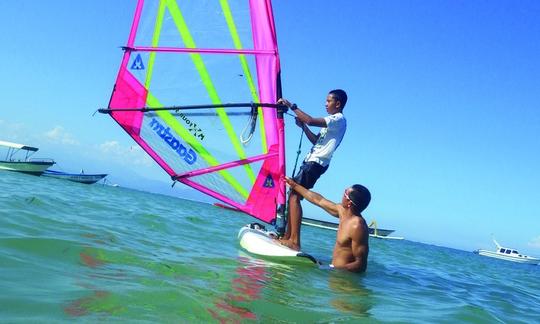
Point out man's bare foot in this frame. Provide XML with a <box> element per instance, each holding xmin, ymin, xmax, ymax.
<box><xmin>277</xmin><ymin>238</ymin><xmax>300</xmax><ymax>251</ymax></box>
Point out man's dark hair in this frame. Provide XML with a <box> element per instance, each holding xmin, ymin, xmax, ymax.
<box><xmin>329</xmin><ymin>89</ymin><xmax>348</xmax><ymax>109</ymax></box>
<box><xmin>349</xmin><ymin>184</ymin><xmax>371</xmax><ymax>213</ymax></box>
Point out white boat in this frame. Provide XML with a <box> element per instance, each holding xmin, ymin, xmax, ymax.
<box><xmin>0</xmin><ymin>140</ymin><xmax>55</xmax><ymax>176</ymax></box>
<box><xmin>474</xmin><ymin>238</ymin><xmax>539</xmax><ymax>265</ymax></box>
<box><xmin>42</xmin><ymin>169</ymin><xmax>107</xmax><ymax>184</ymax></box>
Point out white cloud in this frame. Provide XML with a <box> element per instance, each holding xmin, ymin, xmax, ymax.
<box><xmin>528</xmin><ymin>236</ymin><xmax>540</xmax><ymax>249</ymax></box>
<box><xmin>44</xmin><ymin>126</ymin><xmax>79</xmax><ymax>145</ymax></box>
<box><xmin>99</xmin><ymin>140</ymin><xmax>122</xmax><ymax>153</ymax></box>
<box><xmin>97</xmin><ymin>140</ymin><xmax>153</xmax><ymax>166</ymax></box>
<box><xmin>0</xmin><ymin>120</ymin><xmax>29</xmax><ymax>142</ymax></box>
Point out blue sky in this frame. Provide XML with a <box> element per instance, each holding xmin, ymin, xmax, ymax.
<box><xmin>1</xmin><ymin>1</ymin><xmax>539</xmax><ymax>255</ymax></box>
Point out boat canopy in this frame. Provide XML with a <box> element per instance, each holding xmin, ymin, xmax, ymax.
<box><xmin>0</xmin><ymin>140</ymin><xmax>39</xmax><ymax>152</ymax></box>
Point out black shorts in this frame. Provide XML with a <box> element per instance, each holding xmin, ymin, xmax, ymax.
<box><xmin>293</xmin><ymin>161</ymin><xmax>328</xmax><ymax>190</ymax></box>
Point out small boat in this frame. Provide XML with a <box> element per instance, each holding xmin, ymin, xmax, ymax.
<box><xmin>42</xmin><ymin>170</ymin><xmax>107</xmax><ymax>184</ymax></box>
<box><xmin>296</xmin><ymin>218</ymin><xmax>404</xmax><ymax>239</ymax></box>
<box><xmin>0</xmin><ymin>140</ymin><xmax>55</xmax><ymax>176</ymax></box>
<box><xmin>281</xmin><ymin>217</ymin><xmax>404</xmax><ymax>239</ymax></box>
<box><xmin>367</xmin><ymin>220</ymin><xmax>404</xmax><ymax>240</ymax></box>
<box><xmin>474</xmin><ymin>238</ymin><xmax>539</xmax><ymax>265</ymax></box>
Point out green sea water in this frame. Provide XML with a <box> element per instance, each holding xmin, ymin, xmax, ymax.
<box><xmin>1</xmin><ymin>171</ymin><xmax>539</xmax><ymax>323</ymax></box>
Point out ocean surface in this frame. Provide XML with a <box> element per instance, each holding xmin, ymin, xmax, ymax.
<box><xmin>1</xmin><ymin>171</ymin><xmax>539</xmax><ymax>323</ymax></box>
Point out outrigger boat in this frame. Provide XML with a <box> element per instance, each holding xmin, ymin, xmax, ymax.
<box><xmin>474</xmin><ymin>238</ymin><xmax>539</xmax><ymax>265</ymax></box>
<box><xmin>277</xmin><ymin>217</ymin><xmax>404</xmax><ymax>240</ymax></box>
<box><xmin>292</xmin><ymin>217</ymin><xmax>403</xmax><ymax>240</ymax></box>
<box><xmin>42</xmin><ymin>169</ymin><xmax>107</xmax><ymax>184</ymax></box>
<box><xmin>0</xmin><ymin>140</ymin><xmax>55</xmax><ymax>176</ymax></box>
<box><xmin>216</xmin><ymin>203</ymin><xmax>403</xmax><ymax>239</ymax></box>
<box><xmin>298</xmin><ymin>218</ymin><xmax>404</xmax><ymax>240</ymax></box>
<box><xmin>367</xmin><ymin>221</ymin><xmax>404</xmax><ymax>240</ymax></box>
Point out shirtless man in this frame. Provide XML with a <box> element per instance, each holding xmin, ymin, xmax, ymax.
<box><xmin>284</xmin><ymin>177</ymin><xmax>370</xmax><ymax>272</ymax></box>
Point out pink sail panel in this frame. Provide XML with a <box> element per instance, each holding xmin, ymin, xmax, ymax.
<box><xmin>244</xmin><ymin>144</ymin><xmax>281</xmax><ymax>223</ymax></box>
<box><xmin>109</xmin><ymin>66</ymin><xmax>146</xmax><ymax>136</ymax></box>
<box><xmin>249</xmin><ymin>0</ymin><xmax>285</xmax><ymax>207</ymax></box>
<box><xmin>108</xmin><ymin>66</ymin><xmax>177</xmax><ymax>177</ymax></box>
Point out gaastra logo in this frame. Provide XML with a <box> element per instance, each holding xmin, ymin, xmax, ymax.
<box><xmin>179</xmin><ymin>113</ymin><xmax>205</xmax><ymax>140</ymax></box>
<box><xmin>131</xmin><ymin>54</ymin><xmax>145</xmax><ymax>70</ymax></box>
<box><xmin>263</xmin><ymin>175</ymin><xmax>275</xmax><ymax>188</ymax></box>
<box><xmin>149</xmin><ymin>118</ymin><xmax>197</xmax><ymax>165</ymax></box>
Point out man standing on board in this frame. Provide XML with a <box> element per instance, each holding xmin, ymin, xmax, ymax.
<box><xmin>284</xmin><ymin>177</ymin><xmax>370</xmax><ymax>272</ymax></box>
<box><xmin>277</xmin><ymin>89</ymin><xmax>347</xmax><ymax>251</ymax></box>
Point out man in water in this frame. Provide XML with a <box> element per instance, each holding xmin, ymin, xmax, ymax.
<box><xmin>277</xmin><ymin>89</ymin><xmax>347</xmax><ymax>251</ymax></box>
<box><xmin>284</xmin><ymin>177</ymin><xmax>370</xmax><ymax>272</ymax></box>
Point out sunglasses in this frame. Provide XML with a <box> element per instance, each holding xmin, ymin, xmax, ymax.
<box><xmin>344</xmin><ymin>189</ymin><xmax>357</xmax><ymax>207</ymax></box>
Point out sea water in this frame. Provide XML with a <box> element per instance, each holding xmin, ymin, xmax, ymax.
<box><xmin>1</xmin><ymin>171</ymin><xmax>539</xmax><ymax>323</ymax></box>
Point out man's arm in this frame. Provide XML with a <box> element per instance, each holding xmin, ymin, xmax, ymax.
<box><xmin>336</xmin><ymin>222</ymin><xmax>368</xmax><ymax>272</ymax></box>
<box><xmin>296</xmin><ymin>119</ymin><xmax>319</xmax><ymax>145</ymax></box>
<box><xmin>293</xmin><ymin>108</ymin><xmax>327</xmax><ymax>128</ymax></box>
<box><xmin>284</xmin><ymin>177</ymin><xmax>340</xmax><ymax>217</ymax></box>
<box><xmin>277</xmin><ymin>98</ymin><xmax>327</xmax><ymax>127</ymax></box>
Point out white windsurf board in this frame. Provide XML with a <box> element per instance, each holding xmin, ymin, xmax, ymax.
<box><xmin>238</xmin><ymin>223</ymin><xmax>319</xmax><ymax>265</ymax></box>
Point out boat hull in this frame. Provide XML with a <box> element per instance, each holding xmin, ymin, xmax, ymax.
<box><xmin>0</xmin><ymin>161</ymin><xmax>54</xmax><ymax>176</ymax></box>
<box><xmin>42</xmin><ymin>170</ymin><xmax>107</xmax><ymax>184</ymax></box>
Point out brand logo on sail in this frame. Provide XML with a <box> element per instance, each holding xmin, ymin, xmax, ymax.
<box><xmin>131</xmin><ymin>54</ymin><xmax>145</xmax><ymax>70</ymax></box>
<box><xmin>263</xmin><ymin>175</ymin><xmax>274</xmax><ymax>188</ymax></box>
<box><xmin>179</xmin><ymin>113</ymin><xmax>205</xmax><ymax>140</ymax></box>
<box><xmin>149</xmin><ymin>118</ymin><xmax>197</xmax><ymax>165</ymax></box>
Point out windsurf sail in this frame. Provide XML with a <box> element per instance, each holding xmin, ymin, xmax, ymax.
<box><xmin>100</xmin><ymin>0</ymin><xmax>285</xmax><ymax>224</ymax></box>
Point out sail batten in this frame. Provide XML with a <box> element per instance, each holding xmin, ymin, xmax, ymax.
<box><xmin>103</xmin><ymin>0</ymin><xmax>284</xmax><ymax>224</ymax></box>
<box><xmin>174</xmin><ymin>151</ymin><xmax>277</xmax><ymax>180</ymax></box>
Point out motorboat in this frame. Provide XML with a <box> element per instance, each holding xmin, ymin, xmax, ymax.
<box><xmin>0</xmin><ymin>140</ymin><xmax>55</xmax><ymax>176</ymax></box>
<box><xmin>474</xmin><ymin>238</ymin><xmax>539</xmax><ymax>265</ymax></box>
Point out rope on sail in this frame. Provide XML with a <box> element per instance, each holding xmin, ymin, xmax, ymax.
<box><xmin>240</xmin><ymin>104</ymin><xmax>259</xmax><ymax>145</ymax></box>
